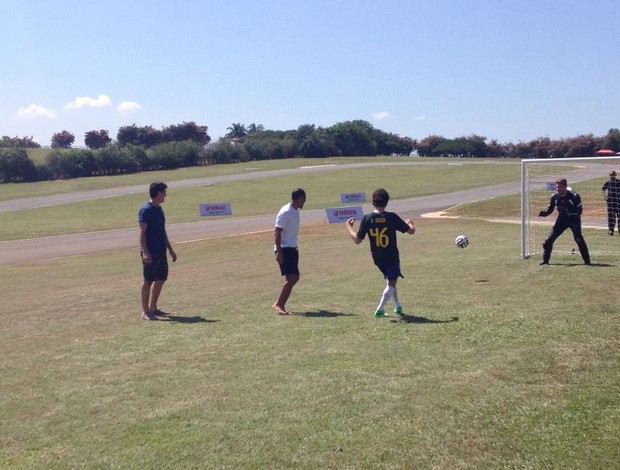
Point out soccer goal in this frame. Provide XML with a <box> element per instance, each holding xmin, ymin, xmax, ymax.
<box><xmin>521</xmin><ymin>156</ymin><xmax>620</xmax><ymax>259</ymax></box>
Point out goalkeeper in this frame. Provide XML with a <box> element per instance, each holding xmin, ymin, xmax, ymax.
<box><xmin>538</xmin><ymin>178</ymin><xmax>591</xmax><ymax>265</ymax></box>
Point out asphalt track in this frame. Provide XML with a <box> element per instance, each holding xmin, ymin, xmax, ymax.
<box><xmin>0</xmin><ymin>160</ymin><xmax>603</xmax><ymax>266</ymax></box>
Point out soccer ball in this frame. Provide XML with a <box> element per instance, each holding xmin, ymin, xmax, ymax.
<box><xmin>455</xmin><ymin>234</ymin><xmax>469</xmax><ymax>248</ymax></box>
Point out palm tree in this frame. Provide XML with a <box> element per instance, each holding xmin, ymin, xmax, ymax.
<box><xmin>247</xmin><ymin>123</ymin><xmax>265</xmax><ymax>135</ymax></box>
<box><xmin>225</xmin><ymin>123</ymin><xmax>248</xmax><ymax>140</ymax></box>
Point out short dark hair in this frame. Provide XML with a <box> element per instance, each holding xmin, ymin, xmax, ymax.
<box><xmin>610</xmin><ymin>171</ymin><xmax>617</xmax><ymax>177</ymax></box>
<box><xmin>149</xmin><ymin>181</ymin><xmax>167</xmax><ymax>198</ymax></box>
<box><xmin>291</xmin><ymin>188</ymin><xmax>306</xmax><ymax>201</ymax></box>
<box><xmin>372</xmin><ymin>188</ymin><xmax>390</xmax><ymax>208</ymax></box>
<box><xmin>556</xmin><ymin>178</ymin><xmax>567</xmax><ymax>187</ymax></box>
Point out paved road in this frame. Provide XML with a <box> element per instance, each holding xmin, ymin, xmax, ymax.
<box><xmin>0</xmin><ymin>160</ymin><xmax>604</xmax><ymax>265</ymax></box>
<box><xmin>0</xmin><ymin>182</ymin><xmax>522</xmax><ymax>266</ymax></box>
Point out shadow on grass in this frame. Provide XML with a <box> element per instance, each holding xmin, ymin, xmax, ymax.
<box><xmin>392</xmin><ymin>314</ymin><xmax>459</xmax><ymax>325</ymax></box>
<box><xmin>295</xmin><ymin>310</ymin><xmax>356</xmax><ymax>318</ymax></box>
<box><xmin>155</xmin><ymin>312</ymin><xmax>214</xmax><ymax>324</ymax></box>
<box><xmin>549</xmin><ymin>262</ymin><xmax>614</xmax><ymax>267</ymax></box>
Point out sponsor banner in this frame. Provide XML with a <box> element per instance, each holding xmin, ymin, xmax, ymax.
<box><xmin>546</xmin><ymin>182</ymin><xmax>555</xmax><ymax>191</ymax></box>
<box><xmin>199</xmin><ymin>202</ymin><xmax>232</xmax><ymax>216</ymax></box>
<box><xmin>340</xmin><ymin>192</ymin><xmax>366</xmax><ymax>203</ymax></box>
<box><xmin>325</xmin><ymin>205</ymin><xmax>364</xmax><ymax>224</ymax></box>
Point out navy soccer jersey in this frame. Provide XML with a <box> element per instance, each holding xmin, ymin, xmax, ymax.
<box><xmin>138</xmin><ymin>202</ymin><xmax>168</xmax><ymax>253</ymax></box>
<box><xmin>356</xmin><ymin>211</ymin><xmax>410</xmax><ymax>266</ymax></box>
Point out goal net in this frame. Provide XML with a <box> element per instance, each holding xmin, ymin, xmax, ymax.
<box><xmin>521</xmin><ymin>156</ymin><xmax>620</xmax><ymax>260</ymax></box>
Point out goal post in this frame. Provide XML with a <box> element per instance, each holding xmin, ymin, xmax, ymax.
<box><xmin>521</xmin><ymin>156</ymin><xmax>620</xmax><ymax>260</ymax></box>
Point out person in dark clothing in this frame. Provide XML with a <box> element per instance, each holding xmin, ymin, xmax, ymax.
<box><xmin>346</xmin><ymin>188</ymin><xmax>416</xmax><ymax>318</ymax></box>
<box><xmin>538</xmin><ymin>178</ymin><xmax>590</xmax><ymax>265</ymax></box>
<box><xmin>138</xmin><ymin>181</ymin><xmax>177</xmax><ymax>320</ymax></box>
<box><xmin>601</xmin><ymin>170</ymin><xmax>620</xmax><ymax>235</ymax></box>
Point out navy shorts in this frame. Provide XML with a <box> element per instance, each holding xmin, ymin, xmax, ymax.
<box><xmin>142</xmin><ymin>251</ymin><xmax>169</xmax><ymax>282</ymax></box>
<box><xmin>279</xmin><ymin>247</ymin><xmax>299</xmax><ymax>276</ymax></box>
<box><xmin>376</xmin><ymin>263</ymin><xmax>403</xmax><ymax>281</ymax></box>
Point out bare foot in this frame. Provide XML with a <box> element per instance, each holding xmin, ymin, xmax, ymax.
<box><xmin>273</xmin><ymin>304</ymin><xmax>289</xmax><ymax>315</ymax></box>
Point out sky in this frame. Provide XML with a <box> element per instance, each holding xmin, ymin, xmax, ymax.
<box><xmin>1</xmin><ymin>0</ymin><xmax>619</xmax><ymax>147</ymax></box>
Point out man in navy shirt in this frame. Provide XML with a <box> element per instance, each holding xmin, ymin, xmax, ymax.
<box><xmin>138</xmin><ymin>181</ymin><xmax>177</xmax><ymax>320</ymax></box>
<box><xmin>538</xmin><ymin>178</ymin><xmax>590</xmax><ymax>265</ymax></box>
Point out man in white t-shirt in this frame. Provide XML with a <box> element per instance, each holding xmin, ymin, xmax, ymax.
<box><xmin>273</xmin><ymin>188</ymin><xmax>306</xmax><ymax>315</ymax></box>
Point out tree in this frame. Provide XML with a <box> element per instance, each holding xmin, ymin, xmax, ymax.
<box><xmin>247</xmin><ymin>123</ymin><xmax>265</xmax><ymax>135</ymax></box>
<box><xmin>84</xmin><ymin>129</ymin><xmax>112</xmax><ymax>149</ymax></box>
<box><xmin>0</xmin><ymin>148</ymin><xmax>37</xmax><ymax>182</ymax></box>
<box><xmin>51</xmin><ymin>130</ymin><xmax>75</xmax><ymax>149</ymax></box>
<box><xmin>147</xmin><ymin>141</ymin><xmax>204</xmax><ymax>169</ymax></box>
<box><xmin>162</xmin><ymin>121</ymin><xmax>210</xmax><ymax>145</ymax></box>
<box><xmin>298</xmin><ymin>129</ymin><xmax>334</xmax><ymax>158</ymax></box>
<box><xmin>601</xmin><ymin>128</ymin><xmax>620</xmax><ymax>152</ymax></box>
<box><xmin>117</xmin><ymin>124</ymin><xmax>162</xmax><ymax>148</ymax></box>
<box><xmin>328</xmin><ymin>120</ymin><xmax>377</xmax><ymax>156</ymax></box>
<box><xmin>225</xmin><ymin>123</ymin><xmax>248</xmax><ymax>140</ymax></box>
<box><xmin>415</xmin><ymin>135</ymin><xmax>446</xmax><ymax>156</ymax></box>
<box><xmin>487</xmin><ymin>139</ymin><xmax>508</xmax><ymax>157</ymax></box>
<box><xmin>45</xmin><ymin>149</ymin><xmax>96</xmax><ymax>179</ymax></box>
<box><xmin>564</xmin><ymin>134</ymin><xmax>599</xmax><ymax>158</ymax></box>
<box><xmin>0</xmin><ymin>136</ymin><xmax>41</xmax><ymax>148</ymax></box>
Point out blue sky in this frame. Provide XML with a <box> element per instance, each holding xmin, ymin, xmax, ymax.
<box><xmin>1</xmin><ymin>0</ymin><xmax>619</xmax><ymax>147</ymax></box>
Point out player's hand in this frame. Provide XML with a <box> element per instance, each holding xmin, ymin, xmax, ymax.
<box><xmin>170</xmin><ymin>250</ymin><xmax>177</xmax><ymax>262</ymax></box>
<box><xmin>538</xmin><ymin>211</ymin><xmax>547</xmax><ymax>217</ymax></box>
<box><xmin>346</xmin><ymin>217</ymin><xmax>356</xmax><ymax>227</ymax></box>
<box><xmin>141</xmin><ymin>251</ymin><xmax>152</xmax><ymax>264</ymax></box>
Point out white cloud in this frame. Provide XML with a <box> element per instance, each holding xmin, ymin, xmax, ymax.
<box><xmin>14</xmin><ymin>104</ymin><xmax>57</xmax><ymax>119</ymax></box>
<box><xmin>65</xmin><ymin>94</ymin><xmax>112</xmax><ymax>110</ymax></box>
<box><xmin>412</xmin><ymin>115</ymin><xmax>427</xmax><ymax>121</ymax></box>
<box><xmin>116</xmin><ymin>101</ymin><xmax>142</xmax><ymax>112</ymax></box>
<box><xmin>372</xmin><ymin>111</ymin><xmax>392</xmax><ymax>120</ymax></box>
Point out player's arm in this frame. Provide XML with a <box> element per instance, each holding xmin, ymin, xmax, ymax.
<box><xmin>346</xmin><ymin>217</ymin><xmax>363</xmax><ymax>244</ymax></box>
<box><xmin>572</xmin><ymin>193</ymin><xmax>583</xmax><ymax>216</ymax></box>
<box><xmin>274</xmin><ymin>227</ymin><xmax>284</xmax><ymax>262</ymax></box>
<box><xmin>538</xmin><ymin>197</ymin><xmax>555</xmax><ymax>217</ymax></box>
<box><xmin>139</xmin><ymin>222</ymin><xmax>152</xmax><ymax>264</ymax></box>
<box><xmin>166</xmin><ymin>234</ymin><xmax>177</xmax><ymax>262</ymax></box>
<box><xmin>405</xmin><ymin>218</ymin><xmax>416</xmax><ymax>235</ymax></box>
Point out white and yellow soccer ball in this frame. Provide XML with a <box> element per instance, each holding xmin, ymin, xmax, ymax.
<box><xmin>455</xmin><ymin>234</ymin><xmax>469</xmax><ymax>248</ymax></box>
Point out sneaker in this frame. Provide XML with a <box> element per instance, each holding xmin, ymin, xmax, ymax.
<box><xmin>609</xmin><ymin>231</ymin><xmax>614</xmax><ymax>236</ymax></box>
<box><xmin>394</xmin><ymin>306</ymin><xmax>404</xmax><ymax>316</ymax></box>
<box><xmin>373</xmin><ymin>309</ymin><xmax>387</xmax><ymax>318</ymax></box>
<box><xmin>539</xmin><ymin>261</ymin><xmax>549</xmax><ymax>266</ymax></box>
<box><xmin>141</xmin><ymin>311</ymin><xmax>157</xmax><ymax>321</ymax></box>
<box><xmin>150</xmin><ymin>309</ymin><xmax>167</xmax><ymax>316</ymax></box>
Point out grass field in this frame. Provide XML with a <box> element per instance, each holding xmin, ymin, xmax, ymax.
<box><xmin>1</xmin><ymin>159</ymin><xmax>619</xmax><ymax>469</ymax></box>
<box><xmin>0</xmin><ymin>157</ymin><xmax>521</xmax><ymax>241</ymax></box>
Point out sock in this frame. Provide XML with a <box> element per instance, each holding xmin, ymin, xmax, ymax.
<box><xmin>392</xmin><ymin>286</ymin><xmax>401</xmax><ymax>309</ymax></box>
<box><xmin>377</xmin><ymin>285</ymin><xmax>394</xmax><ymax>311</ymax></box>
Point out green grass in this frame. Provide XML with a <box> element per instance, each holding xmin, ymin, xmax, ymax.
<box><xmin>0</xmin><ymin>158</ymin><xmax>520</xmax><ymax>241</ymax></box>
<box><xmin>1</xmin><ymin>160</ymin><xmax>619</xmax><ymax>468</ymax></box>
<box><xmin>0</xmin><ymin>156</ymin><xmax>434</xmax><ymax>201</ymax></box>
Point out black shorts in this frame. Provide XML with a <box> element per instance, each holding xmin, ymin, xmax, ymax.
<box><xmin>279</xmin><ymin>247</ymin><xmax>299</xmax><ymax>276</ymax></box>
<box><xmin>142</xmin><ymin>251</ymin><xmax>169</xmax><ymax>282</ymax></box>
<box><xmin>375</xmin><ymin>262</ymin><xmax>403</xmax><ymax>281</ymax></box>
